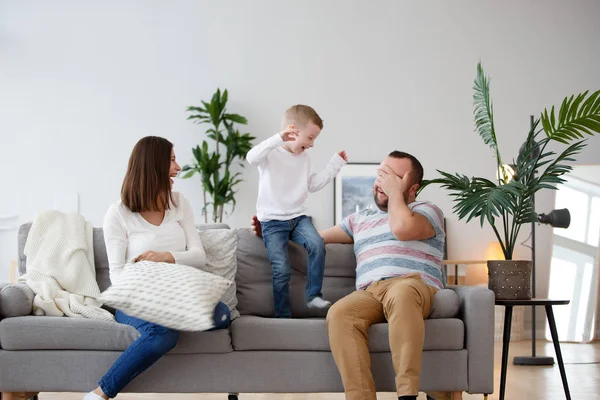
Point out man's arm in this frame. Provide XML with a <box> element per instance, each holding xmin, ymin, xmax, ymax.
<box><xmin>387</xmin><ymin>197</ymin><xmax>435</xmax><ymax>241</ymax></box>
<box><xmin>319</xmin><ymin>225</ymin><xmax>353</xmax><ymax>244</ymax></box>
<box><xmin>377</xmin><ymin>167</ymin><xmax>435</xmax><ymax>242</ymax></box>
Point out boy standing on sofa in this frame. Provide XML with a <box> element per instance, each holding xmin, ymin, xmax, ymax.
<box><xmin>247</xmin><ymin>105</ymin><xmax>347</xmax><ymax>318</ymax></box>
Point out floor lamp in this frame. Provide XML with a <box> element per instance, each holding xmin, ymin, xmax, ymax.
<box><xmin>513</xmin><ymin>208</ymin><xmax>571</xmax><ymax>365</ymax></box>
<box><xmin>511</xmin><ymin>115</ymin><xmax>572</xmax><ymax>365</ymax></box>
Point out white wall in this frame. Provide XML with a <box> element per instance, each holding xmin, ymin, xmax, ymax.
<box><xmin>1</xmin><ymin>1</ymin><xmax>600</xmax><ymax>332</ymax></box>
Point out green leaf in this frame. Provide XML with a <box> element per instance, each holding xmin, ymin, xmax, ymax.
<box><xmin>473</xmin><ymin>62</ymin><xmax>502</xmax><ymax>166</ymax></box>
<box><xmin>221</xmin><ymin>89</ymin><xmax>228</xmax><ymax>108</ymax></box>
<box><xmin>542</xmin><ymin>89</ymin><xmax>600</xmax><ymax>143</ymax></box>
<box><xmin>181</xmin><ymin>170</ymin><xmax>196</xmax><ymax>179</ymax></box>
<box><xmin>224</xmin><ymin>113</ymin><xmax>248</xmax><ymax>125</ymax></box>
<box><xmin>187</xmin><ymin>106</ymin><xmax>206</xmax><ymax>112</ymax></box>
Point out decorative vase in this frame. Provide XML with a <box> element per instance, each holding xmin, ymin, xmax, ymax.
<box><xmin>487</xmin><ymin>260</ymin><xmax>532</xmax><ymax>300</ymax></box>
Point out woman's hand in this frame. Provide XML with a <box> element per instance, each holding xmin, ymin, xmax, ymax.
<box><xmin>135</xmin><ymin>251</ymin><xmax>175</xmax><ymax>263</ymax></box>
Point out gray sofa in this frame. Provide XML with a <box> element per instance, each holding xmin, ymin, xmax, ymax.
<box><xmin>0</xmin><ymin>223</ymin><xmax>494</xmax><ymax>397</ymax></box>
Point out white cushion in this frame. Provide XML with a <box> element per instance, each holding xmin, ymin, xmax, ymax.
<box><xmin>197</xmin><ymin>228</ymin><xmax>240</xmax><ymax>319</ymax></box>
<box><xmin>98</xmin><ymin>261</ymin><xmax>232</xmax><ymax>331</ymax></box>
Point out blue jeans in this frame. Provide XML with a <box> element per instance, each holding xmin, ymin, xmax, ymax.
<box><xmin>261</xmin><ymin>215</ymin><xmax>326</xmax><ymax>318</ymax></box>
<box><xmin>98</xmin><ymin>301</ymin><xmax>230</xmax><ymax>398</ymax></box>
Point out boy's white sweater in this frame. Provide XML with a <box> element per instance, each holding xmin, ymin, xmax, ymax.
<box><xmin>247</xmin><ymin>133</ymin><xmax>346</xmax><ymax>222</ymax></box>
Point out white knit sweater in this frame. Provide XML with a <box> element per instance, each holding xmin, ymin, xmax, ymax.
<box><xmin>102</xmin><ymin>192</ymin><xmax>206</xmax><ymax>285</ymax></box>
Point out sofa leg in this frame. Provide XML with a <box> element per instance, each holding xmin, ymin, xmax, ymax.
<box><xmin>228</xmin><ymin>393</ymin><xmax>239</xmax><ymax>400</ymax></box>
<box><xmin>451</xmin><ymin>392</ymin><xmax>463</xmax><ymax>400</ymax></box>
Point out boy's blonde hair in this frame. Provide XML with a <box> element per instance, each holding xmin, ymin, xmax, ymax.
<box><xmin>282</xmin><ymin>105</ymin><xmax>323</xmax><ymax>130</ymax></box>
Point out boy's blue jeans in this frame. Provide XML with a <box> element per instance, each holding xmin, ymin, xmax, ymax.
<box><xmin>260</xmin><ymin>215</ymin><xmax>326</xmax><ymax>318</ymax></box>
<box><xmin>98</xmin><ymin>301</ymin><xmax>230</xmax><ymax>398</ymax></box>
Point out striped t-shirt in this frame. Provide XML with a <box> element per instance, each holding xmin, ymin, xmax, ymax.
<box><xmin>340</xmin><ymin>201</ymin><xmax>445</xmax><ymax>290</ymax></box>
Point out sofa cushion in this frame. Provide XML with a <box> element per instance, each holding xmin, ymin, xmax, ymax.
<box><xmin>231</xmin><ymin>316</ymin><xmax>464</xmax><ymax>352</ymax></box>
<box><xmin>98</xmin><ymin>260</ymin><xmax>231</xmax><ymax>332</ymax></box>
<box><xmin>197</xmin><ymin>228</ymin><xmax>240</xmax><ymax>320</ymax></box>
<box><xmin>0</xmin><ymin>316</ymin><xmax>232</xmax><ymax>354</ymax></box>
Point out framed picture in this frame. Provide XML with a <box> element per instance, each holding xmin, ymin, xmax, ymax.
<box><xmin>334</xmin><ymin>162</ymin><xmax>380</xmax><ymax>225</ymax></box>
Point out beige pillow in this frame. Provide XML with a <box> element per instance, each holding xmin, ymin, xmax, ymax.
<box><xmin>99</xmin><ymin>260</ymin><xmax>232</xmax><ymax>331</ymax></box>
<box><xmin>197</xmin><ymin>228</ymin><xmax>239</xmax><ymax>319</ymax></box>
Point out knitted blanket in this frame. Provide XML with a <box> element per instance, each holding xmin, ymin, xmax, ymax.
<box><xmin>20</xmin><ymin>210</ymin><xmax>114</xmax><ymax>321</ymax></box>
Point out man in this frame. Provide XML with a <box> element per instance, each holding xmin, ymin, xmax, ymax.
<box><xmin>252</xmin><ymin>151</ymin><xmax>447</xmax><ymax>400</ymax></box>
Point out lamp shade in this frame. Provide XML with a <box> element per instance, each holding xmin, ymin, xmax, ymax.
<box><xmin>485</xmin><ymin>241</ymin><xmax>506</xmax><ymax>260</ymax></box>
<box><xmin>538</xmin><ymin>208</ymin><xmax>571</xmax><ymax>229</ymax></box>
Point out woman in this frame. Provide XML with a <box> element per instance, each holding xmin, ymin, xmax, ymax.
<box><xmin>85</xmin><ymin>136</ymin><xmax>230</xmax><ymax>400</ymax></box>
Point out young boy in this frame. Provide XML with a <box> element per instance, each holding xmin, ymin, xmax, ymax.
<box><xmin>247</xmin><ymin>105</ymin><xmax>347</xmax><ymax>318</ymax></box>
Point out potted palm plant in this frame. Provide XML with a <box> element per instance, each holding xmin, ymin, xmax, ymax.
<box><xmin>421</xmin><ymin>63</ymin><xmax>600</xmax><ymax>299</ymax></box>
<box><xmin>181</xmin><ymin>88</ymin><xmax>256</xmax><ymax>223</ymax></box>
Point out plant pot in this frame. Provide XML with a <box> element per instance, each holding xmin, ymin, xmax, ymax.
<box><xmin>487</xmin><ymin>260</ymin><xmax>532</xmax><ymax>300</ymax></box>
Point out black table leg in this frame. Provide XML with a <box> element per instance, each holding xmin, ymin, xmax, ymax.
<box><xmin>545</xmin><ymin>305</ymin><xmax>571</xmax><ymax>400</ymax></box>
<box><xmin>500</xmin><ymin>305</ymin><xmax>513</xmax><ymax>400</ymax></box>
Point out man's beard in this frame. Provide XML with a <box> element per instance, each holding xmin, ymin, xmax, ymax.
<box><xmin>372</xmin><ymin>187</ymin><xmax>410</xmax><ymax>212</ymax></box>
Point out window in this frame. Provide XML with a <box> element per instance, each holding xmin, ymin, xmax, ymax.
<box><xmin>587</xmin><ymin>197</ymin><xmax>600</xmax><ymax>246</ymax></box>
<box><xmin>547</xmin><ymin>173</ymin><xmax>600</xmax><ymax>343</ymax></box>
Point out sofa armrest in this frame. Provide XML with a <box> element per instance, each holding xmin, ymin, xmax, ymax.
<box><xmin>449</xmin><ymin>285</ymin><xmax>494</xmax><ymax>395</ymax></box>
<box><xmin>0</xmin><ymin>283</ymin><xmax>34</xmax><ymax>318</ymax></box>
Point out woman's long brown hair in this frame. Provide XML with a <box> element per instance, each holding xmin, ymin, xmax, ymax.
<box><xmin>121</xmin><ymin>136</ymin><xmax>175</xmax><ymax>212</ymax></box>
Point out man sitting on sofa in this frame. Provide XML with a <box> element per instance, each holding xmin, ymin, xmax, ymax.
<box><xmin>252</xmin><ymin>150</ymin><xmax>446</xmax><ymax>400</ymax></box>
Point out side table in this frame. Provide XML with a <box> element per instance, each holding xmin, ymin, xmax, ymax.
<box><xmin>495</xmin><ymin>299</ymin><xmax>571</xmax><ymax>400</ymax></box>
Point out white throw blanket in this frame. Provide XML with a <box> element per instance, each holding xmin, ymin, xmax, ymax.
<box><xmin>19</xmin><ymin>210</ymin><xmax>114</xmax><ymax>321</ymax></box>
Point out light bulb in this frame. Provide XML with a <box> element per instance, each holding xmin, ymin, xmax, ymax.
<box><xmin>496</xmin><ymin>164</ymin><xmax>515</xmax><ymax>184</ymax></box>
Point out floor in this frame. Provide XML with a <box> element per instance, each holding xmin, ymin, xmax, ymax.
<box><xmin>34</xmin><ymin>341</ymin><xmax>600</xmax><ymax>400</ymax></box>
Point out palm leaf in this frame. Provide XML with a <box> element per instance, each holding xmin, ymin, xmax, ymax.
<box><xmin>534</xmin><ymin>140</ymin><xmax>586</xmax><ymax>190</ymax></box>
<box><xmin>473</xmin><ymin>62</ymin><xmax>502</xmax><ymax>165</ymax></box>
<box><xmin>515</xmin><ymin>119</ymin><xmax>541</xmax><ymax>166</ymax></box>
<box><xmin>541</xmin><ymin>89</ymin><xmax>600</xmax><ymax>144</ymax></box>
<box><xmin>512</xmin><ymin>199</ymin><xmax>536</xmax><ymax>225</ymax></box>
